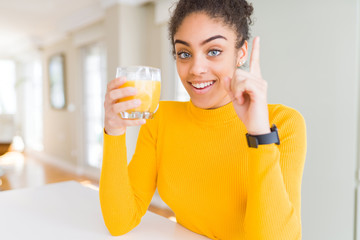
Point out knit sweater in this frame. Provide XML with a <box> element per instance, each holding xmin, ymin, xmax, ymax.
<box><xmin>100</xmin><ymin>101</ymin><xmax>307</xmax><ymax>240</ymax></box>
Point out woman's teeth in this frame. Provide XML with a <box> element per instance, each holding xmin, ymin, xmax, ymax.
<box><xmin>191</xmin><ymin>81</ymin><xmax>214</xmax><ymax>89</ymax></box>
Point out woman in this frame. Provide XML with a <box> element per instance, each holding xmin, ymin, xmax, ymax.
<box><xmin>100</xmin><ymin>0</ymin><xmax>306</xmax><ymax>239</ymax></box>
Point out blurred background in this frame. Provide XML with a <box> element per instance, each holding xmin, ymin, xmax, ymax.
<box><xmin>0</xmin><ymin>0</ymin><xmax>359</xmax><ymax>239</ymax></box>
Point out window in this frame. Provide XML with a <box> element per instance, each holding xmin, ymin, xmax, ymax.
<box><xmin>81</xmin><ymin>43</ymin><xmax>106</xmax><ymax>169</ymax></box>
<box><xmin>24</xmin><ymin>60</ymin><xmax>43</xmax><ymax>151</ymax></box>
<box><xmin>0</xmin><ymin>60</ymin><xmax>16</xmax><ymax>114</ymax></box>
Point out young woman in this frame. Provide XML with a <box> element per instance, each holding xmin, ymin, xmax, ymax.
<box><xmin>100</xmin><ymin>0</ymin><xmax>306</xmax><ymax>239</ymax></box>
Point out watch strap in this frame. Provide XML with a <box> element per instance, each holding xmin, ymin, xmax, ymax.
<box><xmin>246</xmin><ymin>124</ymin><xmax>280</xmax><ymax>148</ymax></box>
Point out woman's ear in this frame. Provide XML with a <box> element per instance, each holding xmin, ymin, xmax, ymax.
<box><xmin>236</xmin><ymin>41</ymin><xmax>248</xmax><ymax>66</ymax></box>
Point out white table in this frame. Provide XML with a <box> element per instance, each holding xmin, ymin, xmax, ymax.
<box><xmin>0</xmin><ymin>181</ymin><xmax>209</xmax><ymax>240</ymax></box>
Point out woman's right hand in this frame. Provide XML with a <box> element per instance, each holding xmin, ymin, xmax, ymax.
<box><xmin>104</xmin><ymin>77</ymin><xmax>146</xmax><ymax>136</ymax></box>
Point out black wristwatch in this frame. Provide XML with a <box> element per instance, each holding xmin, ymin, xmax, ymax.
<box><xmin>246</xmin><ymin>124</ymin><xmax>280</xmax><ymax>148</ymax></box>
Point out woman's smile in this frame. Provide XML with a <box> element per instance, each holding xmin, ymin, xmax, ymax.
<box><xmin>188</xmin><ymin>80</ymin><xmax>216</xmax><ymax>94</ymax></box>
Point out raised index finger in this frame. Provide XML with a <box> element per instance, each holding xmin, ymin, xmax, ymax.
<box><xmin>250</xmin><ymin>36</ymin><xmax>262</xmax><ymax>78</ymax></box>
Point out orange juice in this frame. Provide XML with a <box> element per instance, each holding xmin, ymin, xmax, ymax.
<box><xmin>118</xmin><ymin>80</ymin><xmax>161</xmax><ymax>113</ymax></box>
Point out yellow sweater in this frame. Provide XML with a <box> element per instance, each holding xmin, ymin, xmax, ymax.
<box><xmin>100</xmin><ymin>101</ymin><xmax>307</xmax><ymax>240</ymax></box>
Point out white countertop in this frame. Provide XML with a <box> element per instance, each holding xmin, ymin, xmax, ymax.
<box><xmin>0</xmin><ymin>181</ymin><xmax>209</xmax><ymax>240</ymax></box>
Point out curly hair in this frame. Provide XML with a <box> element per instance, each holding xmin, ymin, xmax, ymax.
<box><xmin>168</xmin><ymin>0</ymin><xmax>254</xmax><ymax>57</ymax></box>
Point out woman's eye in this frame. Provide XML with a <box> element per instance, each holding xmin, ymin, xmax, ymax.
<box><xmin>208</xmin><ymin>49</ymin><xmax>222</xmax><ymax>57</ymax></box>
<box><xmin>177</xmin><ymin>52</ymin><xmax>191</xmax><ymax>59</ymax></box>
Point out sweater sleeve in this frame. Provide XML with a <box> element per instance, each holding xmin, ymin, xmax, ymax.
<box><xmin>99</xmin><ymin>116</ymin><xmax>159</xmax><ymax>236</ymax></box>
<box><xmin>244</xmin><ymin>107</ymin><xmax>307</xmax><ymax>240</ymax></box>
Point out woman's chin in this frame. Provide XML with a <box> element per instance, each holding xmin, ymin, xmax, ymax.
<box><xmin>190</xmin><ymin>95</ymin><xmax>231</xmax><ymax>110</ymax></box>
<box><xmin>190</xmin><ymin>98</ymin><xmax>213</xmax><ymax>109</ymax></box>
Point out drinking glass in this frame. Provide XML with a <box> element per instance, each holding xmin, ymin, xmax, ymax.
<box><xmin>116</xmin><ymin>66</ymin><xmax>161</xmax><ymax>119</ymax></box>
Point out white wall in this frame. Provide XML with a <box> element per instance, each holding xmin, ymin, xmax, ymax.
<box><xmin>357</xmin><ymin>0</ymin><xmax>360</xmax><ymax>236</ymax></box>
<box><xmin>42</xmin><ymin>37</ymin><xmax>81</xmax><ymax>167</ymax></box>
<box><xmin>250</xmin><ymin>0</ymin><xmax>359</xmax><ymax>239</ymax></box>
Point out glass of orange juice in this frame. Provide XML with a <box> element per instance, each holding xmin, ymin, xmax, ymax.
<box><xmin>116</xmin><ymin>66</ymin><xmax>161</xmax><ymax>119</ymax></box>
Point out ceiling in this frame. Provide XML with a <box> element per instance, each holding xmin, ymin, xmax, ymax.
<box><xmin>0</xmin><ymin>0</ymin><xmax>153</xmax><ymax>58</ymax></box>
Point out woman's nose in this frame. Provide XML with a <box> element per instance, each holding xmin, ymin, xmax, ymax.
<box><xmin>189</xmin><ymin>55</ymin><xmax>207</xmax><ymax>76</ymax></box>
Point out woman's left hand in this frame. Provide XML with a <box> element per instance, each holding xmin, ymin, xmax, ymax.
<box><xmin>223</xmin><ymin>37</ymin><xmax>270</xmax><ymax>135</ymax></box>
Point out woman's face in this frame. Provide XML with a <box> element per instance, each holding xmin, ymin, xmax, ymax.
<box><xmin>174</xmin><ymin>12</ymin><xmax>247</xmax><ymax>109</ymax></box>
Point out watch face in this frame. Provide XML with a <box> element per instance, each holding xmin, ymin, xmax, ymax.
<box><xmin>246</xmin><ymin>134</ymin><xmax>258</xmax><ymax>148</ymax></box>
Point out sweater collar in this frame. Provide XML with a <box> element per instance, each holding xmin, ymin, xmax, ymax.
<box><xmin>187</xmin><ymin>100</ymin><xmax>239</xmax><ymax>125</ymax></box>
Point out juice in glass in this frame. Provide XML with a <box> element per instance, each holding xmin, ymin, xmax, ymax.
<box><xmin>116</xmin><ymin>66</ymin><xmax>161</xmax><ymax>119</ymax></box>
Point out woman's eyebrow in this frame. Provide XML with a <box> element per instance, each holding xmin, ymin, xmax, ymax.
<box><xmin>174</xmin><ymin>35</ymin><xmax>227</xmax><ymax>47</ymax></box>
<box><xmin>201</xmin><ymin>35</ymin><xmax>227</xmax><ymax>45</ymax></box>
<box><xmin>174</xmin><ymin>39</ymin><xmax>190</xmax><ymax>46</ymax></box>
